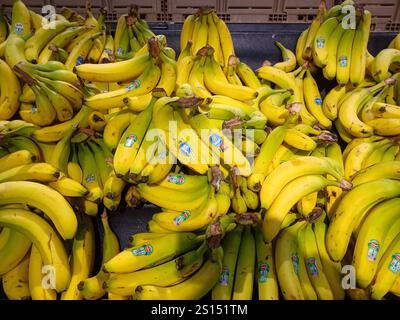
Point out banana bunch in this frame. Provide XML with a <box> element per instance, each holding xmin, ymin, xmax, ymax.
<box><xmin>4</xmin><ymin>35</ymin><xmax>84</xmax><ymax>125</ymax></box>
<box><xmin>275</xmin><ymin>212</ymin><xmax>345</xmax><ymax>300</ymax></box>
<box><xmin>143</xmin><ymin>172</ymin><xmax>232</xmax><ymax>232</ymax></box>
<box><xmin>343</xmin><ymin>136</ymin><xmax>400</xmax><ymax>179</ymax></box>
<box><xmin>296</xmin><ymin>1</ymin><xmax>371</xmax><ymax>86</ymax></box>
<box><xmin>178</xmin><ymin>44</ymin><xmax>260</xmax><ymax>102</ymax></box>
<box><xmin>103</xmin><ymin>219</ymin><xmax>233</xmax><ymax>300</ymax></box>
<box><xmin>79</xmin><ymin>36</ymin><xmax>176</xmax><ymax>110</ymax></box>
<box><xmin>327</xmin><ymin>162</ymin><xmax>400</xmax><ymax>299</ymax></box>
<box><xmin>260</xmin><ymin>155</ymin><xmax>351</xmax><ymax>242</ymax></box>
<box><xmin>181</xmin><ymin>9</ymin><xmax>233</xmax><ymax>70</ymax></box>
<box><xmin>212</xmin><ymin>220</ymin><xmax>279</xmax><ymax>300</ymax></box>
<box><xmin>337</xmin><ymin>77</ymin><xmax>398</xmax><ymax>139</ymax></box>
<box><xmin>112</xmin><ymin>5</ymin><xmax>156</xmax><ymax>60</ymax></box>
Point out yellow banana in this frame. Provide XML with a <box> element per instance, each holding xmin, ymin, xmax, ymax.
<box><xmin>2</xmin><ymin>253</ymin><xmax>30</xmax><ymax>300</ymax></box>
<box><xmin>0</xmin><ymin>208</ymin><xmax>70</xmax><ymax>292</ymax></box>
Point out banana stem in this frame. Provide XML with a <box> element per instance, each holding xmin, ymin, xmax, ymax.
<box><xmin>235</xmin><ymin>212</ymin><xmax>260</xmax><ymax>226</ymax></box>
<box><xmin>205</xmin><ymin>222</ymin><xmax>223</xmax><ymax>249</ymax></box>
<box><xmin>339</xmin><ymin>179</ymin><xmax>353</xmax><ymax>191</ymax></box>
<box><xmin>211</xmin><ymin>166</ymin><xmax>222</xmax><ymax>192</ymax></box>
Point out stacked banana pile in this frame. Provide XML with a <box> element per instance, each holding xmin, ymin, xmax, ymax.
<box><xmin>2</xmin><ymin>0</ymin><xmax>400</xmax><ymax>301</ymax></box>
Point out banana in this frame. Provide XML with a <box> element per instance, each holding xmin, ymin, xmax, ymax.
<box><xmin>336</xmin><ymin>28</ymin><xmax>356</xmax><ymax>85</ymax></box>
<box><xmin>84</xmin><ymin>61</ymin><xmax>161</xmax><ymax>109</ymax></box>
<box><xmin>302</xmin><ymin>2</ymin><xmax>324</xmax><ymax>60</ymax></box>
<box><xmin>180</xmin><ymin>15</ymin><xmax>195</xmax><ymax>51</ymax></box>
<box><xmin>106</xmin><ymin>241</ymin><xmax>208</xmax><ymax>297</ymax></box>
<box><xmin>344</xmin><ymin>139</ymin><xmax>391</xmax><ymax>179</ymax></box>
<box><xmin>314</xmin><ymin>217</ymin><xmax>345</xmax><ymax>299</ymax></box>
<box><xmin>327</xmin><ymin>179</ymin><xmax>400</xmax><ymax>262</ymax></box>
<box><xmin>0</xmin><ymin>181</ymin><xmax>77</xmax><ymax>239</ymax></box>
<box><xmin>188</xmin><ymin>57</ymin><xmax>212</xmax><ymax>99</ymax></box>
<box><xmin>156</xmin><ymin>51</ymin><xmax>177</xmax><ymax>96</ymax></box>
<box><xmin>370</xmin><ymin>48</ymin><xmax>400</xmax><ymax>82</ymax></box>
<box><xmin>25</xmin><ymin>20</ymin><xmax>73</xmax><ymax>63</ymax></box>
<box><xmin>236</xmin><ymin>61</ymin><xmax>262</xmax><ymax>90</ymax></box>
<box><xmin>391</xmin><ymin>277</ymin><xmax>400</xmax><ymax>297</ymax></box>
<box><xmin>338</xmin><ymin>81</ymin><xmax>387</xmax><ymax>138</ymax></box>
<box><xmin>362</xmin><ymin>141</ymin><xmax>392</xmax><ymax>168</ymax></box>
<box><xmin>247</xmin><ymin>124</ymin><xmax>288</xmax><ymax>192</ymax></box>
<box><xmin>176</xmin><ymin>56</ymin><xmax>195</xmax><ymax>89</ymax></box>
<box><xmin>11</xmin><ymin>0</ymin><xmax>30</xmax><ymax>37</ymax></box>
<box><xmin>0</xmin><ymin>58</ymin><xmax>21</xmax><ymax>120</ymax></box>
<box><xmin>215</xmin><ymin>12</ymin><xmax>234</xmax><ymax>68</ymax></box>
<box><xmin>151</xmin><ymin>187</ymin><xmax>218</xmax><ymax>232</ymax></box>
<box><xmin>65</xmin><ymin>31</ymin><xmax>101</xmax><ymax>71</ymax></box>
<box><xmin>325</xmin><ymin>143</ymin><xmax>345</xmax><ymax>218</ymax></box>
<box><xmin>300</xmin><ymin>223</ymin><xmax>334</xmax><ymax>300</ymax></box>
<box><xmin>192</xmin><ymin>14</ymin><xmax>208</xmax><ymax>56</ymax></box>
<box><xmin>138</xmin><ymin>181</ymin><xmax>209</xmax><ymax>212</ymax></box>
<box><xmin>296</xmin><ymin>28</ymin><xmax>309</xmax><ymax>67</ymax></box>
<box><xmin>37</xmin><ymin>26</ymin><xmax>88</xmax><ymax>64</ymax></box>
<box><xmin>99</xmin><ymin>33</ymin><xmax>114</xmax><ymax>63</ymax></box>
<box><xmin>353</xmin><ymin>198</ymin><xmax>400</xmax><ymax>288</ymax></box>
<box><xmin>370</xmin><ymin>232</ymin><xmax>400</xmax><ymax>300</ymax></box>
<box><xmin>29</xmin><ymin>245</ymin><xmax>57</xmax><ymax>300</ymax></box>
<box><xmin>0</xmin><ymin>150</ymin><xmax>35</xmax><ymax>173</ymax></box>
<box><xmin>189</xmin><ymin>113</ymin><xmax>252</xmax><ymax>176</ymax></box>
<box><xmin>88</xmin><ymin>140</ymin><xmax>113</xmax><ymax>187</ymax></box>
<box><xmin>275</xmin><ymin>222</ymin><xmax>305</xmax><ymax>300</ymax></box>
<box><xmin>304</xmin><ymin>69</ymin><xmax>332</xmax><ymax>128</ymax></box>
<box><xmin>103</xmin><ymin>111</ymin><xmax>136</xmax><ymax>151</ymax></box>
<box><xmin>257</xmin><ymin>65</ymin><xmax>301</xmax><ymax>104</ymax></box>
<box><xmin>0</xmin><ymin>208</ymin><xmax>70</xmax><ymax>292</ymax></box>
<box><xmin>132</xmin><ymin>248</ymin><xmax>222</xmax><ymax>300</ymax></box>
<box><xmin>274</xmin><ymin>41</ymin><xmax>296</xmax><ymax>72</ymax></box>
<box><xmin>352</xmin><ymin>161</ymin><xmax>400</xmax><ymax>186</ymax></box>
<box><xmin>293</xmin><ymin>70</ymin><xmax>318</xmax><ymax>126</ymax></box>
<box><xmin>231</xmin><ymin>226</ymin><xmax>255</xmax><ymax>300</ymax></box>
<box><xmin>0</xmin><ymin>163</ymin><xmax>60</xmax><ymax>183</ymax></box>
<box><xmin>76</xmin><ymin>50</ymin><xmax>151</xmax><ymax>83</ymax></box>
<box><xmin>103</xmin><ymin>171</ymin><xmax>126</xmax><ymax>201</ymax></box>
<box><xmin>103</xmin><ymin>232</ymin><xmax>204</xmax><ymax>273</ymax></box>
<box><xmin>113</xmin><ymin>102</ymin><xmax>153</xmax><ymax>177</ymax></box>
<box><xmin>31</xmin><ymin>75</ymin><xmax>83</xmax><ymax>110</ymax></box>
<box><xmin>2</xmin><ymin>253</ymin><xmax>30</xmax><ymax>300</ymax></box>
<box><xmin>240</xmin><ymin>177</ymin><xmax>259</xmax><ymax>210</ymax></box>
<box><xmin>6</xmin><ymin>135</ymin><xmax>41</xmax><ymax>161</ymax></box>
<box><xmin>207</xmin><ymin>13</ymin><xmax>223</xmax><ymax>65</ymax></box>
<box><xmin>204</xmin><ymin>53</ymin><xmax>258</xmax><ymax>101</ymax></box>
<box><xmin>48</xmin><ymin>176</ymin><xmax>88</xmax><ymax>198</ymax></box>
<box><xmin>366</xmin><ymin>118</ymin><xmax>400</xmax><ymax>136</ymax></box>
<box><xmin>0</xmin><ymin>6</ymin><xmax>8</xmax><ymax>43</ymax></box>
<box><xmin>62</xmin><ymin>215</ymin><xmax>95</xmax><ymax>300</ymax></box>
<box><xmin>0</xmin><ymin>229</ymin><xmax>31</xmax><ymax>276</ymax></box>
<box><xmin>312</xmin><ymin>17</ymin><xmax>340</xmax><ymax>68</ymax></box>
<box><xmin>350</xmin><ymin>10</ymin><xmax>371</xmax><ymax>86</ymax></box>
<box><xmin>48</xmin><ymin>124</ymin><xmax>76</xmax><ymax>173</ymax></box>
<box><xmin>284</xmin><ymin>128</ymin><xmax>317</xmax><ymax>151</ymax></box>
<box><xmin>78</xmin><ymin>143</ymin><xmax>103</xmax><ymax>203</ymax></box>
<box><xmin>262</xmin><ymin>175</ymin><xmax>344</xmax><ymax>242</ymax></box>
<box><xmin>323</xmin><ymin>23</ymin><xmax>346</xmax><ymax>80</ymax></box>
<box><xmin>322</xmin><ymin>84</ymin><xmax>348</xmax><ymax>121</ymax></box>
<box><xmin>211</xmin><ymin>225</ymin><xmax>242</xmax><ymax>300</ymax></box>
<box><xmin>78</xmin><ymin>211</ymin><xmax>120</xmax><ymax>300</ymax></box>
<box><xmin>296</xmin><ymin>222</ymin><xmax>318</xmax><ymax>300</ymax></box>
<box><xmin>254</xmin><ymin>226</ymin><xmax>278</xmax><ymax>300</ymax></box>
